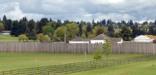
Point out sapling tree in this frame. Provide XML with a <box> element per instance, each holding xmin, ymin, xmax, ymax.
<box><xmin>93</xmin><ymin>48</ymin><xmax>102</xmax><ymax>60</ymax></box>
<box><xmin>103</xmin><ymin>39</ymin><xmax>112</xmax><ymax>59</ymax></box>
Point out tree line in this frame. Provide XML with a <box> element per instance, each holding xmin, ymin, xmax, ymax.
<box><xmin>1</xmin><ymin>15</ymin><xmax>156</xmax><ymax>42</ymax></box>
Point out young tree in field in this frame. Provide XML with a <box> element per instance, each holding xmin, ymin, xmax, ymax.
<box><xmin>93</xmin><ymin>48</ymin><xmax>102</xmax><ymax>60</ymax></box>
<box><xmin>103</xmin><ymin>39</ymin><xmax>112</xmax><ymax>58</ymax></box>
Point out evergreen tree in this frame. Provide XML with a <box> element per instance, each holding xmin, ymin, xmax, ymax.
<box><xmin>27</xmin><ymin>19</ymin><xmax>36</xmax><ymax>40</ymax></box>
<box><xmin>3</xmin><ymin>15</ymin><xmax>7</xmax><ymax>30</ymax></box>
<box><xmin>107</xmin><ymin>25</ymin><xmax>115</xmax><ymax>37</ymax></box>
<box><xmin>38</xmin><ymin>18</ymin><xmax>49</xmax><ymax>33</ymax></box>
<box><xmin>120</xmin><ymin>26</ymin><xmax>132</xmax><ymax>41</ymax></box>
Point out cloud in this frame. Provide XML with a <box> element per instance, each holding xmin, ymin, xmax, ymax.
<box><xmin>0</xmin><ymin>0</ymin><xmax>155</xmax><ymax>22</ymax></box>
<box><xmin>92</xmin><ymin>13</ymin><xmax>135</xmax><ymax>21</ymax></box>
<box><xmin>91</xmin><ymin>0</ymin><xmax>125</xmax><ymax>5</ymax></box>
<box><xmin>4</xmin><ymin>2</ymin><xmax>25</xmax><ymax>20</ymax></box>
<box><xmin>1</xmin><ymin>2</ymin><xmax>44</xmax><ymax>21</ymax></box>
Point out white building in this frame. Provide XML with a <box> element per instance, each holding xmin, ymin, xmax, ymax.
<box><xmin>0</xmin><ymin>31</ymin><xmax>10</xmax><ymax>35</ymax></box>
<box><xmin>69</xmin><ymin>37</ymin><xmax>89</xmax><ymax>44</ymax></box>
<box><xmin>90</xmin><ymin>34</ymin><xmax>107</xmax><ymax>44</ymax></box>
<box><xmin>69</xmin><ymin>34</ymin><xmax>110</xmax><ymax>44</ymax></box>
<box><xmin>134</xmin><ymin>35</ymin><xmax>154</xmax><ymax>43</ymax></box>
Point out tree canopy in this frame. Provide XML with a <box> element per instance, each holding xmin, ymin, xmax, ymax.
<box><xmin>1</xmin><ymin>15</ymin><xmax>156</xmax><ymax>41</ymax></box>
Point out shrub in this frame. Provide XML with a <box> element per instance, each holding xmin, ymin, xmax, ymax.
<box><xmin>103</xmin><ymin>39</ymin><xmax>112</xmax><ymax>57</ymax></box>
<box><xmin>93</xmin><ymin>48</ymin><xmax>102</xmax><ymax>60</ymax></box>
<box><xmin>37</xmin><ymin>33</ymin><xmax>51</xmax><ymax>42</ymax></box>
<box><xmin>0</xmin><ymin>23</ymin><xmax>4</xmax><ymax>32</ymax></box>
<box><xmin>18</xmin><ymin>34</ymin><xmax>29</xmax><ymax>42</ymax></box>
<box><xmin>43</xmin><ymin>35</ymin><xmax>51</xmax><ymax>42</ymax></box>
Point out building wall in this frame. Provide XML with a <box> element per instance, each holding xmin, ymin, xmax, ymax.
<box><xmin>134</xmin><ymin>35</ymin><xmax>153</xmax><ymax>43</ymax></box>
<box><xmin>69</xmin><ymin>41</ymin><xmax>89</xmax><ymax>44</ymax></box>
<box><xmin>90</xmin><ymin>40</ymin><xmax>105</xmax><ymax>44</ymax></box>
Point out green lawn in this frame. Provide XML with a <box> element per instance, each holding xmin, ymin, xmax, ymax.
<box><xmin>69</xmin><ymin>56</ymin><xmax>156</xmax><ymax>75</ymax></box>
<box><xmin>0</xmin><ymin>35</ymin><xmax>18</xmax><ymax>41</ymax></box>
<box><xmin>0</xmin><ymin>53</ymin><xmax>142</xmax><ymax>71</ymax></box>
<box><xmin>0</xmin><ymin>53</ymin><xmax>91</xmax><ymax>71</ymax></box>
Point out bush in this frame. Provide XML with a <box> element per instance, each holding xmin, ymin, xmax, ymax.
<box><xmin>18</xmin><ymin>34</ymin><xmax>29</xmax><ymax>42</ymax></box>
<box><xmin>37</xmin><ymin>33</ymin><xmax>51</xmax><ymax>42</ymax></box>
<box><xmin>93</xmin><ymin>48</ymin><xmax>102</xmax><ymax>60</ymax></box>
<box><xmin>43</xmin><ymin>35</ymin><xmax>51</xmax><ymax>42</ymax></box>
<box><xmin>0</xmin><ymin>23</ymin><xmax>4</xmax><ymax>32</ymax></box>
<box><xmin>103</xmin><ymin>40</ymin><xmax>112</xmax><ymax>57</ymax></box>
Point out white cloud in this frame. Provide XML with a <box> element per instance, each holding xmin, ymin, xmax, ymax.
<box><xmin>92</xmin><ymin>0</ymin><xmax>125</xmax><ymax>5</ymax></box>
<box><xmin>0</xmin><ymin>0</ymin><xmax>156</xmax><ymax>21</ymax></box>
<box><xmin>2</xmin><ymin>2</ymin><xmax>44</xmax><ymax>21</ymax></box>
<box><xmin>94</xmin><ymin>13</ymin><xmax>135</xmax><ymax>21</ymax></box>
<box><xmin>4</xmin><ymin>3</ymin><xmax>24</xmax><ymax>20</ymax></box>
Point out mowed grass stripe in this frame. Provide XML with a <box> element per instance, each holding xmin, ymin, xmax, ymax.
<box><xmin>69</xmin><ymin>56</ymin><xmax>156</xmax><ymax>75</ymax></box>
<box><xmin>0</xmin><ymin>54</ymin><xmax>149</xmax><ymax>75</ymax></box>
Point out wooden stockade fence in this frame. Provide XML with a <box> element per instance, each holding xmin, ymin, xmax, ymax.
<box><xmin>112</xmin><ymin>42</ymin><xmax>156</xmax><ymax>55</ymax></box>
<box><xmin>0</xmin><ymin>42</ymin><xmax>156</xmax><ymax>54</ymax></box>
<box><xmin>0</xmin><ymin>42</ymin><xmax>102</xmax><ymax>53</ymax></box>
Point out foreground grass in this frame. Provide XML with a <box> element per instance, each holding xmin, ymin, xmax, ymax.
<box><xmin>0</xmin><ymin>53</ymin><xmax>143</xmax><ymax>71</ymax></box>
<box><xmin>0</xmin><ymin>53</ymin><xmax>91</xmax><ymax>71</ymax></box>
<box><xmin>69</xmin><ymin>57</ymin><xmax>156</xmax><ymax>75</ymax></box>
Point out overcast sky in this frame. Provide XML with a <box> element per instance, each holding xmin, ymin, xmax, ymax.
<box><xmin>0</xmin><ymin>0</ymin><xmax>156</xmax><ymax>22</ymax></box>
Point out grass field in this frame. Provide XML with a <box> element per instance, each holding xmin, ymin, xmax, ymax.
<box><xmin>0</xmin><ymin>53</ymin><xmax>91</xmax><ymax>71</ymax></box>
<box><xmin>69</xmin><ymin>57</ymin><xmax>156</xmax><ymax>75</ymax></box>
<box><xmin>0</xmin><ymin>35</ymin><xmax>18</xmax><ymax>41</ymax></box>
<box><xmin>0</xmin><ymin>53</ymin><xmax>143</xmax><ymax>71</ymax></box>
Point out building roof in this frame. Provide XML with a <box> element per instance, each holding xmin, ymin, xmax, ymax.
<box><xmin>110</xmin><ymin>38</ymin><xmax>122</xmax><ymax>43</ymax></box>
<box><xmin>135</xmin><ymin>35</ymin><xmax>156</xmax><ymax>40</ymax></box>
<box><xmin>145</xmin><ymin>35</ymin><xmax>156</xmax><ymax>39</ymax></box>
<box><xmin>71</xmin><ymin>37</ymin><xmax>89</xmax><ymax>41</ymax></box>
<box><xmin>71</xmin><ymin>34</ymin><xmax>110</xmax><ymax>41</ymax></box>
<box><xmin>1</xmin><ymin>31</ymin><xmax>10</xmax><ymax>33</ymax></box>
<box><xmin>134</xmin><ymin>35</ymin><xmax>153</xmax><ymax>42</ymax></box>
<box><xmin>92</xmin><ymin>34</ymin><xmax>109</xmax><ymax>40</ymax></box>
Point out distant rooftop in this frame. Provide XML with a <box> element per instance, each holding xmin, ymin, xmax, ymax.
<box><xmin>92</xmin><ymin>34</ymin><xmax>109</xmax><ymax>40</ymax></box>
<box><xmin>145</xmin><ymin>35</ymin><xmax>156</xmax><ymax>39</ymax></box>
<box><xmin>71</xmin><ymin>37</ymin><xmax>89</xmax><ymax>41</ymax></box>
<box><xmin>1</xmin><ymin>31</ymin><xmax>11</xmax><ymax>33</ymax></box>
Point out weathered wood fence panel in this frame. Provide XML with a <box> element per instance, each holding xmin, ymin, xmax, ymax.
<box><xmin>0</xmin><ymin>42</ymin><xmax>156</xmax><ymax>54</ymax></box>
<box><xmin>112</xmin><ymin>42</ymin><xmax>156</xmax><ymax>54</ymax></box>
<box><xmin>0</xmin><ymin>42</ymin><xmax>101</xmax><ymax>53</ymax></box>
